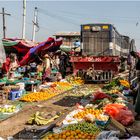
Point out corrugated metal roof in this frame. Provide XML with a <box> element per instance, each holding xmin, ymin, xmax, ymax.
<box><xmin>54</xmin><ymin>32</ymin><xmax>80</xmax><ymax>36</ymax></box>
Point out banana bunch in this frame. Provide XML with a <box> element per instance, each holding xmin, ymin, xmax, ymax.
<box><xmin>27</xmin><ymin>111</ymin><xmax>59</xmax><ymax>125</ymax></box>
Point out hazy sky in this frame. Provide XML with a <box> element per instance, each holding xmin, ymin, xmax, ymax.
<box><xmin>0</xmin><ymin>1</ymin><xmax>140</xmax><ymax>50</ymax></box>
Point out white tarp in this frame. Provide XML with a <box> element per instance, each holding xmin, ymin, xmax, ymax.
<box><xmin>0</xmin><ymin>39</ymin><xmax>6</xmax><ymax>64</ymax></box>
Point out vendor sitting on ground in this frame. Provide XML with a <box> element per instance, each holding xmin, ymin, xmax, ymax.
<box><xmin>9</xmin><ymin>53</ymin><xmax>19</xmax><ymax>71</ymax></box>
<box><xmin>2</xmin><ymin>53</ymin><xmax>19</xmax><ymax>78</ymax></box>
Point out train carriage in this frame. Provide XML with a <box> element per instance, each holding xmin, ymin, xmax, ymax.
<box><xmin>70</xmin><ymin>23</ymin><xmax>135</xmax><ymax>82</ymax></box>
<box><xmin>81</xmin><ymin>24</ymin><xmax>129</xmax><ymax>56</ymax></box>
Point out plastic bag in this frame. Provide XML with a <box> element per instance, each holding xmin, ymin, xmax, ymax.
<box><xmin>127</xmin><ymin>136</ymin><xmax>140</xmax><ymax>140</ymax></box>
<box><xmin>84</xmin><ymin>114</ymin><xmax>95</xmax><ymax>123</ymax></box>
<box><xmin>92</xmin><ymin>91</ymin><xmax>111</xmax><ymax>101</ymax></box>
<box><xmin>96</xmin><ymin>130</ymin><xmax>120</xmax><ymax>140</ymax></box>
<box><xmin>104</xmin><ymin>104</ymin><xmax>134</xmax><ymax>126</ymax></box>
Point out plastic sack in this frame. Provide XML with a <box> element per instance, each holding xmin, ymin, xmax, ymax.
<box><xmin>96</xmin><ymin>130</ymin><xmax>120</xmax><ymax>140</ymax></box>
<box><xmin>84</xmin><ymin>114</ymin><xmax>95</xmax><ymax>123</ymax></box>
<box><xmin>104</xmin><ymin>104</ymin><xmax>134</xmax><ymax>126</ymax></box>
<box><xmin>127</xmin><ymin>136</ymin><xmax>140</xmax><ymax>140</ymax></box>
<box><xmin>92</xmin><ymin>91</ymin><xmax>111</xmax><ymax>101</ymax></box>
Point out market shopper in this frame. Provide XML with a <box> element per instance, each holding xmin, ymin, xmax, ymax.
<box><xmin>130</xmin><ymin>51</ymin><xmax>140</xmax><ymax>117</ymax></box>
<box><xmin>59</xmin><ymin>52</ymin><xmax>67</xmax><ymax>79</ymax></box>
<box><xmin>59</xmin><ymin>52</ymin><xmax>70</xmax><ymax>79</ymax></box>
<box><xmin>42</xmin><ymin>54</ymin><xmax>51</xmax><ymax>82</ymax></box>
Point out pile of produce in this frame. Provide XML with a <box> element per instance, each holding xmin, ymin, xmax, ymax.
<box><xmin>66</xmin><ymin>76</ymin><xmax>84</xmax><ymax>86</ymax></box>
<box><xmin>103</xmin><ymin>78</ymin><xmax>130</xmax><ymax>91</ymax></box>
<box><xmin>102</xmin><ymin>79</ymin><xmax>119</xmax><ymax>90</ymax></box>
<box><xmin>119</xmin><ymin>79</ymin><xmax>130</xmax><ymax>88</ymax></box>
<box><xmin>20</xmin><ymin>91</ymin><xmax>59</xmax><ymax>102</ymax></box>
<box><xmin>27</xmin><ymin>111</ymin><xmax>59</xmax><ymax>125</ymax></box>
<box><xmin>53</xmin><ymin>82</ymin><xmax>73</xmax><ymax>90</ymax></box>
<box><xmin>20</xmin><ymin>82</ymin><xmax>73</xmax><ymax>102</ymax></box>
<box><xmin>45</xmin><ymin>129</ymin><xmax>97</xmax><ymax>140</ymax></box>
<box><xmin>108</xmin><ymin>89</ymin><xmax>120</xmax><ymax>94</ymax></box>
<box><xmin>44</xmin><ymin>122</ymin><xmax>100</xmax><ymax>140</ymax></box>
<box><xmin>73</xmin><ymin>108</ymin><xmax>108</xmax><ymax>122</ymax></box>
<box><xmin>0</xmin><ymin>105</ymin><xmax>17</xmax><ymax>113</ymax></box>
<box><xmin>63</xmin><ymin>122</ymin><xmax>101</xmax><ymax>134</ymax></box>
<box><xmin>71</xmin><ymin>85</ymin><xmax>100</xmax><ymax>97</ymax></box>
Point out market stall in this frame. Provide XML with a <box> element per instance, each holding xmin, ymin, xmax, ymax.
<box><xmin>12</xmin><ymin>78</ymin><xmax>139</xmax><ymax>140</ymax></box>
<box><xmin>0</xmin><ymin>76</ymin><xmax>84</xmax><ymax>122</ymax></box>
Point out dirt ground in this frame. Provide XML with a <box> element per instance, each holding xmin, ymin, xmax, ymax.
<box><xmin>0</xmin><ymin>85</ymin><xmax>96</xmax><ymax>139</ymax></box>
<box><xmin>0</xmin><ymin>84</ymin><xmax>140</xmax><ymax>139</ymax></box>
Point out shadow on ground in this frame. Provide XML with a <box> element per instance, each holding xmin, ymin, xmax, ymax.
<box><xmin>53</xmin><ymin>95</ymin><xmax>82</xmax><ymax>107</ymax></box>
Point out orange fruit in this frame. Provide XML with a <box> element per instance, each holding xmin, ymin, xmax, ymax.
<box><xmin>87</xmin><ymin>135</ymin><xmax>91</xmax><ymax>139</ymax></box>
<box><xmin>78</xmin><ymin>134</ymin><xmax>82</xmax><ymax>138</ymax></box>
<box><xmin>62</xmin><ymin>134</ymin><xmax>66</xmax><ymax>139</ymax></box>
<box><xmin>66</xmin><ymin>132</ymin><xmax>70</xmax><ymax>136</ymax></box>
<box><xmin>76</xmin><ymin>130</ymin><xmax>81</xmax><ymax>133</ymax></box>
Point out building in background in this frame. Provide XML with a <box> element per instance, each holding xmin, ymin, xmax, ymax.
<box><xmin>54</xmin><ymin>32</ymin><xmax>80</xmax><ymax>47</ymax></box>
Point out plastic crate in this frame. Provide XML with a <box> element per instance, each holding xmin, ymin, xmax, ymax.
<box><xmin>9</xmin><ymin>90</ymin><xmax>25</xmax><ymax>100</ymax></box>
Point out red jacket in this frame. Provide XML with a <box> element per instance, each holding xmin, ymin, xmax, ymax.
<box><xmin>2</xmin><ymin>57</ymin><xmax>11</xmax><ymax>73</ymax></box>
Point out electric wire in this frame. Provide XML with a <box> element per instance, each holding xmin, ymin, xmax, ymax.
<box><xmin>45</xmin><ymin>9</ymin><xmax>140</xmax><ymax>25</ymax></box>
<box><xmin>38</xmin><ymin>8</ymin><xmax>79</xmax><ymax>27</ymax></box>
<box><xmin>9</xmin><ymin>15</ymin><xmax>55</xmax><ymax>32</ymax></box>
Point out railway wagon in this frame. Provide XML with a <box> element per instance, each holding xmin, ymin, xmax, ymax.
<box><xmin>70</xmin><ymin>24</ymin><xmax>134</xmax><ymax>82</ymax></box>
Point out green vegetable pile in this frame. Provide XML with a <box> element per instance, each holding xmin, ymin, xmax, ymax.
<box><xmin>63</xmin><ymin>122</ymin><xmax>101</xmax><ymax>134</ymax></box>
<box><xmin>103</xmin><ymin>78</ymin><xmax>120</xmax><ymax>90</ymax></box>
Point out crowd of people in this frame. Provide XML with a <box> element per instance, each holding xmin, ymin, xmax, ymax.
<box><xmin>0</xmin><ymin>51</ymin><xmax>72</xmax><ymax>82</ymax></box>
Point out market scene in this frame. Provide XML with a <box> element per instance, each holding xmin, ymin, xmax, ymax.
<box><xmin>0</xmin><ymin>1</ymin><xmax>140</xmax><ymax>140</ymax></box>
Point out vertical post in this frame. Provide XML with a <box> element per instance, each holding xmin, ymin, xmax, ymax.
<box><xmin>32</xmin><ymin>7</ymin><xmax>38</xmax><ymax>42</ymax></box>
<box><xmin>0</xmin><ymin>8</ymin><xmax>11</xmax><ymax>38</ymax></box>
<box><xmin>2</xmin><ymin>8</ymin><xmax>6</xmax><ymax>38</ymax></box>
<box><xmin>22</xmin><ymin>0</ymin><xmax>26</xmax><ymax>39</ymax></box>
